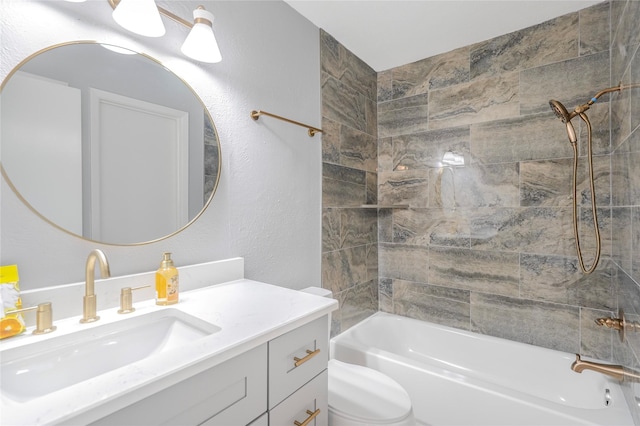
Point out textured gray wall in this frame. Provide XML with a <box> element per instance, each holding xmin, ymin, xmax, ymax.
<box><xmin>1</xmin><ymin>1</ymin><xmax>322</xmax><ymax>291</ymax></box>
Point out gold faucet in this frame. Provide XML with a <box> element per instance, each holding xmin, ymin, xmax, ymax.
<box><xmin>571</xmin><ymin>354</ymin><xmax>640</xmax><ymax>381</ymax></box>
<box><xmin>80</xmin><ymin>249</ymin><xmax>111</xmax><ymax>323</ymax></box>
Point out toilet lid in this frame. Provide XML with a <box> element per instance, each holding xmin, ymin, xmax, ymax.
<box><xmin>328</xmin><ymin>359</ymin><xmax>412</xmax><ymax>423</ymax></box>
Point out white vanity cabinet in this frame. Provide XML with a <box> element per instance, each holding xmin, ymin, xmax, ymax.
<box><xmin>91</xmin><ymin>344</ymin><xmax>268</xmax><ymax>426</ymax></box>
<box><xmin>269</xmin><ymin>370</ymin><xmax>328</xmax><ymax>426</ymax></box>
<box><xmin>90</xmin><ymin>315</ymin><xmax>329</xmax><ymax>426</ymax></box>
<box><xmin>3</xmin><ymin>272</ymin><xmax>339</xmax><ymax>426</ymax></box>
<box><xmin>267</xmin><ymin>316</ymin><xmax>329</xmax><ymax>426</ymax></box>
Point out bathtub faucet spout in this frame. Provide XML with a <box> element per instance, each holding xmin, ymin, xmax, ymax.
<box><xmin>571</xmin><ymin>354</ymin><xmax>640</xmax><ymax>382</ymax></box>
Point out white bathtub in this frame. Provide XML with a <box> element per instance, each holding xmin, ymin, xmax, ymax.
<box><xmin>330</xmin><ymin>312</ymin><xmax>633</xmax><ymax>425</ymax></box>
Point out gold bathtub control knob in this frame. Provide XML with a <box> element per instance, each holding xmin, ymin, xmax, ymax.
<box><xmin>595</xmin><ymin>316</ymin><xmax>624</xmax><ymax>330</ymax></box>
<box><xmin>595</xmin><ymin>309</ymin><xmax>640</xmax><ymax>342</ymax></box>
<box><xmin>118</xmin><ymin>285</ymin><xmax>151</xmax><ymax>314</ymax></box>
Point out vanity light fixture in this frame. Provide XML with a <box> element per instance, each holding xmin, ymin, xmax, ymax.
<box><xmin>181</xmin><ymin>7</ymin><xmax>222</xmax><ymax>63</ymax></box>
<box><xmin>107</xmin><ymin>0</ymin><xmax>222</xmax><ymax>63</ymax></box>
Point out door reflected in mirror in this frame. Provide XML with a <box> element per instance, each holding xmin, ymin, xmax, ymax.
<box><xmin>0</xmin><ymin>42</ymin><xmax>220</xmax><ymax>245</ymax></box>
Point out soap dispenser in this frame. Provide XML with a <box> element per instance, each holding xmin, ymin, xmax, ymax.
<box><xmin>156</xmin><ymin>252</ymin><xmax>179</xmax><ymax>305</ymax></box>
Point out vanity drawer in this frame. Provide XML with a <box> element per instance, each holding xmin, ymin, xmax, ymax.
<box><xmin>269</xmin><ymin>369</ymin><xmax>328</xmax><ymax>426</ymax></box>
<box><xmin>91</xmin><ymin>344</ymin><xmax>267</xmax><ymax>426</ymax></box>
<box><xmin>268</xmin><ymin>316</ymin><xmax>328</xmax><ymax>408</ymax></box>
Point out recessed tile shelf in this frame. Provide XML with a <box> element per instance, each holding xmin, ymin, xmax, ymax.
<box><xmin>359</xmin><ymin>204</ymin><xmax>410</xmax><ymax>209</ymax></box>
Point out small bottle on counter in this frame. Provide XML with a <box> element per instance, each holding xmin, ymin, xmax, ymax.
<box><xmin>156</xmin><ymin>252</ymin><xmax>179</xmax><ymax>305</ymax></box>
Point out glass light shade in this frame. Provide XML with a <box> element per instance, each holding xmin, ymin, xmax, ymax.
<box><xmin>181</xmin><ymin>8</ymin><xmax>222</xmax><ymax>63</ymax></box>
<box><xmin>112</xmin><ymin>0</ymin><xmax>165</xmax><ymax>38</ymax></box>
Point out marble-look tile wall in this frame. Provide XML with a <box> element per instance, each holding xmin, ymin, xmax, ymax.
<box><xmin>610</xmin><ymin>0</ymin><xmax>640</xmax><ymax>421</ymax></box>
<box><xmin>319</xmin><ymin>0</ymin><xmax>640</xmax><ymax>418</ymax></box>
<box><xmin>321</xmin><ymin>0</ymin><xmax>640</xmax><ymax>388</ymax></box>
<box><xmin>378</xmin><ymin>3</ymin><xmax>616</xmax><ymax>352</ymax></box>
<box><xmin>376</xmin><ymin>2</ymin><xmax>640</xmax><ymax>415</ymax></box>
<box><xmin>321</xmin><ymin>30</ymin><xmax>379</xmax><ymax>334</ymax></box>
<box><xmin>378</xmin><ymin>3</ymin><xmax>616</xmax><ymax>354</ymax></box>
<box><xmin>377</xmin><ymin>0</ymin><xmax>639</xmax><ymax>361</ymax></box>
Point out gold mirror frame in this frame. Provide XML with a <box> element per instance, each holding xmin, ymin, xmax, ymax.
<box><xmin>0</xmin><ymin>41</ymin><xmax>221</xmax><ymax>245</ymax></box>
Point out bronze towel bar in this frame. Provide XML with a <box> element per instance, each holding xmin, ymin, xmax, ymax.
<box><xmin>250</xmin><ymin>110</ymin><xmax>323</xmax><ymax>137</ymax></box>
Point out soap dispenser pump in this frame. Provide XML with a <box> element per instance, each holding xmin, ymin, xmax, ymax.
<box><xmin>156</xmin><ymin>252</ymin><xmax>179</xmax><ymax>305</ymax></box>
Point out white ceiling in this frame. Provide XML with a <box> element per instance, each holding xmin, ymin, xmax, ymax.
<box><xmin>284</xmin><ymin>0</ymin><xmax>604</xmax><ymax>71</ymax></box>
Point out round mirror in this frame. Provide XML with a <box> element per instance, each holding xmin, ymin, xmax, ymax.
<box><xmin>0</xmin><ymin>42</ymin><xmax>221</xmax><ymax>245</ymax></box>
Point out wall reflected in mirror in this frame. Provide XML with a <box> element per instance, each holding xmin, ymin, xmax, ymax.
<box><xmin>0</xmin><ymin>42</ymin><xmax>220</xmax><ymax>245</ymax></box>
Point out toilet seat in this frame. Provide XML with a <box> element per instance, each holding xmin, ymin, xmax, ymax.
<box><xmin>328</xmin><ymin>359</ymin><xmax>412</xmax><ymax>424</ymax></box>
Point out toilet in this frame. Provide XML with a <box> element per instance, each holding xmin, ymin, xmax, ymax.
<box><xmin>328</xmin><ymin>359</ymin><xmax>415</xmax><ymax>425</ymax></box>
<box><xmin>300</xmin><ymin>288</ymin><xmax>415</xmax><ymax>426</ymax></box>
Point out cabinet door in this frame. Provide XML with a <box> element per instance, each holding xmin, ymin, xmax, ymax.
<box><xmin>268</xmin><ymin>316</ymin><xmax>328</xmax><ymax>408</ymax></box>
<box><xmin>248</xmin><ymin>413</ymin><xmax>268</xmax><ymax>426</ymax></box>
<box><xmin>91</xmin><ymin>344</ymin><xmax>267</xmax><ymax>426</ymax></box>
<box><xmin>197</xmin><ymin>344</ymin><xmax>266</xmax><ymax>426</ymax></box>
<box><xmin>269</xmin><ymin>370</ymin><xmax>328</xmax><ymax>426</ymax></box>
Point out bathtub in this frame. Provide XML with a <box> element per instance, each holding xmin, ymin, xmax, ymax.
<box><xmin>330</xmin><ymin>312</ymin><xmax>633</xmax><ymax>425</ymax></box>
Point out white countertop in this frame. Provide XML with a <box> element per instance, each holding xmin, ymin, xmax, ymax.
<box><xmin>0</xmin><ymin>279</ymin><xmax>338</xmax><ymax>425</ymax></box>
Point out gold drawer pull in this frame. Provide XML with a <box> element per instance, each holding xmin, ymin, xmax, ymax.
<box><xmin>294</xmin><ymin>409</ymin><xmax>320</xmax><ymax>426</ymax></box>
<box><xmin>293</xmin><ymin>348</ymin><xmax>320</xmax><ymax>367</ymax></box>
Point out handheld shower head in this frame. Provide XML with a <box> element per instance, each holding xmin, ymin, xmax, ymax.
<box><xmin>549</xmin><ymin>99</ymin><xmax>570</xmax><ymax>122</ymax></box>
<box><xmin>549</xmin><ymin>99</ymin><xmax>577</xmax><ymax>144</ymax></box>
<box><xmin>547</xmin><ymin>83</ymin><xmax>640</xmax><ymax>275</ymax></box>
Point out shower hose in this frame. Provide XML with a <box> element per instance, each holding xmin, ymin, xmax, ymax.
<box><xmin>572</xmin><ymin>112</ymin><xmax>601</xmax><ymax>274</ymax></box>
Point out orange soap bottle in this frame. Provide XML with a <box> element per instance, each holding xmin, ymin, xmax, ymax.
<box><xmin>155</xmin><ymin>252</ymin><xmax>179</xmax><ymax>305</ymax></box>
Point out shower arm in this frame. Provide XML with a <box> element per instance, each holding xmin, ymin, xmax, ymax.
<box><xmin>568</xmin><ymin>82</ymin><xmax>640</xmax><ymax>120</ymax></box>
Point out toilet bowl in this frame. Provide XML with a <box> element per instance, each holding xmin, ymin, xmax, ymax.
<box><xmin>299</xmin><ymin>287</ymin><xmax>415</xmax><ymax>426</ymax></box>
<box><xmin>328</xmin><ymin>359</ymin><xmax>415</xmax><ymax>426</ymax></box>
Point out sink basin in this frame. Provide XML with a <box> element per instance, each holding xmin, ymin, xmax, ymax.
<box><xmin>0</xmin><ymin>308</ymin><xmax>220</xmax><ymax>402</ymax></box>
